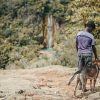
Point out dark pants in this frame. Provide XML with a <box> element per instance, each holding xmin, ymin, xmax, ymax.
<box><xmin>78</xmin><ymin>53</ymin><xmax>92</xmax><ymax>70</ymax></box>
<box><xmin>78</xmin><ymin>53</ymin><xmax>92</xmax><ymax>89</ymax></box>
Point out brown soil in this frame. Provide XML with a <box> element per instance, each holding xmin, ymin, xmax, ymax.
<box><xmin>0</xmin><ymin>65</ymin><xmax>100</xmax><ymax>100</ymax></box>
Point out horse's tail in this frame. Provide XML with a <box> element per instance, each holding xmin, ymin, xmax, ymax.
<box><xmin>68</xmin><ymin>70</ymin><xmax>81</xmax><ymax>85</ymax></box>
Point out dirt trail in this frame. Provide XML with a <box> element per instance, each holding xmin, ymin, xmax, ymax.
<box><xmin>0</xmin><ymin>65</ymin><xmax>100</xmax><ymax>100</ymax></box>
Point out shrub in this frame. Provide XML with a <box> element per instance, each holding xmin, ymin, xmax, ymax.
<box><xmin>2</xmin><ymin>28</ymin><xmax>15</xmax><ymax>38</ymax></box>
<box><xmin>0</xmin><ymin>53</ymin><xmax>9</xmax><ymax>69</ymax></box>
<box><xmin>0</xmin><ymin>44</ymin><xmax>12</xmax><ymax>69</ymax></box>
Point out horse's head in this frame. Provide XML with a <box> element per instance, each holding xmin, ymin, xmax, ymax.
<box><xmin>93</xmin><ymin>60</ymin><xmax>100</xmax><ymax>66</ymax></box>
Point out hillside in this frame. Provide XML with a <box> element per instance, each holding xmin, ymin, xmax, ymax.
<box><xmin>0</xmin><ymin>0</ymin><xmax>100</xmax><ymax>69</ymax></box>
<box><xmin>0</xmin><ymin>1</ymin><xmax>100</xmax><ymax>100</ymax></box>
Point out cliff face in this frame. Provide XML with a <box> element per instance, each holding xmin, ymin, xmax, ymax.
<box><xmin>0</xmin><ymin>0</ymin><xmax>100</xmax><ymax>69</ymax></box>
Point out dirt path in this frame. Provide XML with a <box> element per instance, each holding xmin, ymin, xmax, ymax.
<box><xmin>0</xmin><ymin>65</ymin><xmax>100</xmax><ymax>100</ymax></box>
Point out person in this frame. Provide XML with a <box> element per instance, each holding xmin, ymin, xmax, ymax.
<box><xmin>76</xmin><ymin>21</ymin><xmax>98</xmax><ymax>89</ymax></box>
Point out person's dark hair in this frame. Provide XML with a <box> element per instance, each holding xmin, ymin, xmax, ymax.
<box><xmin>86</xmin><ymin>21</ymin><xmax>96</xmax><ymax>29</ymax></box>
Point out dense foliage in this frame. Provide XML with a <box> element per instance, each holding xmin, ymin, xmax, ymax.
<box><xmin>0</xmin><ymin>0</ymin><xmax>100</xmax><ymax>69</ymax></box>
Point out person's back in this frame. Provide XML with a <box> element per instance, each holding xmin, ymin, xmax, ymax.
<box><xmin>76</xmin><ymin>31</ymin><xmax>95</xmax><ymax>54</ymax></box>
<box><xmin>76</xmin><ymin>21</ymin><xmax>98</xmax><ymax>61</ymax></box>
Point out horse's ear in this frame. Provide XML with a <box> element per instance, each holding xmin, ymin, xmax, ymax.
<box><xmin>93</xmin><ymin>60</ymin><xmax>96</xmax><ymax>64</ymax></box>
<box><xmin>93</xmin><ymin>60</ymin><xmax>100</xmax><ymax>66</ymax></box>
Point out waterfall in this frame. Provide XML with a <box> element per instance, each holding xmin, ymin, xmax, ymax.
<box><xmin>47</xmin><ymin>15</ymin><xmax>53</xmax><ymax>48</ymax></box>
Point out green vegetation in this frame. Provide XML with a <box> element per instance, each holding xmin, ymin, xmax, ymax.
<box><xmin>0</xmin><ymin>0</ymin><xmax>100</xmax><ymax>69</ymax></box>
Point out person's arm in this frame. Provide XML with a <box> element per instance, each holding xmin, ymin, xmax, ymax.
<box><xmin>92</xmin><ymin>36</ymin><xmax>98</xmax><ymax>60</ymax></box>
<box><xmin>92</xmin><ymin>45</ymin><xmax>98</xmax><ymax>60</ymax></box>
<box><xmin>76</xmin><ymin>39</ymin><xmax>78</xmax><ymax>52</ymax></box>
